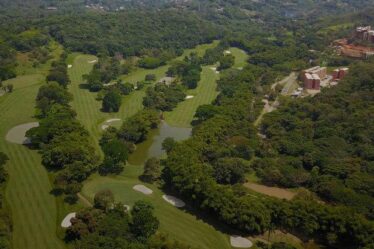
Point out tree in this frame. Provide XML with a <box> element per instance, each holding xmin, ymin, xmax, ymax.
<box><xmin>194</xmin><ymin>104</ymin><xmax>218</xmax><ymax>122</ymax></box>
<box><xmin>0</xmin><ymin>152</ymin><xmax>9</xmax><ymax>183</ymax></box>
<box><xmin>218</xmin><ymin>54</ymin><xmax>235</xmax><ymax>71</ymax></box>
<box><xmin>99</xmin><ymin>157</ymin><xmax>125</xmax><ymax>176</ymax></box>
<box><xmin>182</xmin><ymin>69</ymin><xmax>200</xmax><ymax>89</ymax></box>
<box><xmin>118</xmin><ymin>82</ymin><xmax>133</xmax><ymax>95</ymax></box>
<box><xmin>141</xmin><ymin>157</ymin><xmax>161</xmax><ymax>183</ymax></box>
<box><xmin>101</xmin><ymin>139</ymin><xmax>128</xmax><ymax>164</ymax></box>
<box><xmin>36</xmin><ymin>82</ymin><xmax>73</xmax><ymax>116</ymax></box>
<box><xmin>102</xmin><ymin>90</ymin><xmax>122</xmax><ymax>112</ymax></box>
<box><xmin>130</xmin><ymin>200</ymin><xmax>159</xmax><ymax>241</ymax></box>
<box><xmin>5</xmin><ymin>84</ymin><xmax>13</xmax><ymax>93</ymax></box>
<box><xmin>162</xmin><ymin>137</ymin><xmax>176</xmax><ymax>153</ymax></box>
<box><xmin>213</xmin><ymin>158</ymin><xmax>250</xmax><ymax>185</ymax></box>
<box><xmin>138</xmin><ymin>57</ymin><xmax>165</xmax><ymax>69</ymax></box>
<box><xmin>94</xmin><ymin>189</ymin><xmax>115</xmax><ymax>210</ymax></box>
<box><xmin>145</xmin><ymin>74</ymin><xmax>156</xmax><ymax>81</ymax></box>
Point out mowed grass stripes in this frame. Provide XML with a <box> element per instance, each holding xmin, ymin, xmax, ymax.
<box><xmin>164</xmin><ymin>66</ymin><xmax>219</xmax><ymax>127</ymax></box>
<box><xmin>0</xmin><ymin>75</ymin><xmax>65</xmax><ymax>249</ymax></box>
<box><xmin>68</xmin><ymin>54</ymin><xmax>157</xmax><ymax>146</ymax></box>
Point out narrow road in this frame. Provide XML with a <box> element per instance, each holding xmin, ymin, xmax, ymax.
<box><xmin>255</xmin><ymin>73</ymin><xmax>296</xmax><ymax>127</ymax></box>
<box><xmin>280</xmin><ymin>72</ymin><xmax>298</xmax><ymax>95</ymax></box>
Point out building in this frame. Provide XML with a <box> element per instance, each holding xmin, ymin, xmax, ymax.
<box><xmin>302</xmin><ymin>66</ymin><xmax>326</xmax><ymax>90</ymax></box>
<box><xmin>355</xmin><ymin>26</ymin><xmax>374</xmax><ymax>43</ymax></box>
<box><xmin>332</xmin><ymin>68</ymin><xmax>349</xmax><ymax>81</ymax></box>
<box><xmin>302</xmin><ymin>66</ymin><xmax>327</xmax><ymax>80</ymax></box>
<box><xmin>303</xmin><ymin>73</ymin><xmax>320</xmax><ymax>90</ymax></box>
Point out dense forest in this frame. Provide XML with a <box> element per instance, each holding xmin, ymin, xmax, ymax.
<box><xmin>161</xmin><ymin>56</ymin><xmax>374</xmax><ymax>249</ymax></box>
<box><xmin>257</xmin><ymin>60</ymin><xmax>374</xmax><ymax>218</ymax></box>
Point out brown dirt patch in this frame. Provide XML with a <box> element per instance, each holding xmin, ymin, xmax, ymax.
<box><xmin>244</xmin><ymin>183</ymin><xmax>296</xmax><ymax>200</ymax></box>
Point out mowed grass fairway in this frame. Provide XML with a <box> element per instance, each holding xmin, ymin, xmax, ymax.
<box><xmin>0</xmin><ymin>75</ymin><xmax>65</xmax><ymax>249</ymax></box>
<box><xmin>229</xmin><ymin>47</ymin><xmax>249</xmax><ymax>69</ymax></box>
<box><xmin>68</xmin><ymin>54</ymin><xmax>171</xmax><ymax>147</ymax></box>
<box><xmin>164</xmin><ymin>46</ymin><xmax>248</xmax><ymax>127</ymax></box>
<box><xmin>164</xmin><ymin>66</ymin><xmax>219</xmax><ymax>127</ymax></box>
<box><xmin>82</xmin><ymin>167</ymin><xmax>232</xmax><ymax>249</ymax></box>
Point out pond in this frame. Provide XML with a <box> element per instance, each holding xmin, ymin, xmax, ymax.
<box><xmin>128</xmin><ymin>121</ymin><xmax>192</xmax><ymax>165</ymax></box>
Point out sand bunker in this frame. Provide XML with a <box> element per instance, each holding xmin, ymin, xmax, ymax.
<box><xmin>162</xmin><ymin>195</ymin><xmax>185</xmax><ymax>208</ymax></box>
<box><xmin>210</xmin><ymin>67</ymin><xmax>217</xmax><ymax>71</ymax></box>
<box><xmin>6</xmin><ymin>122</ymin><xmax>39</xmax><ymax>144</ymax></box>
<box><xmin>224</xmin><ymin>50</ymin><xmax>232</xmax><ymax>54</ymax></box>
<box><xmin>230</xmin><ymin>236</ymin><xmax>253</xmax><ymax>248</ymax></box>
<box><xmin>88</xmin><ymin>59</ymin><xmax>98</xmax><ymax>64</ymax></box>
<box><xmin>106</xmin><ymin>118</ymin><xmax>121</xmax><ymax>123</ymax></box>
<box><xmin>124</xmin><ymin>205</ymin><xmax>131</xmax><ymax>211</ymax></box>
<box><xmin>67</xmin><ymin>64</ymin><xmax>72</xmax><ymax>68</ymax></box>
<box><xmin>101</xmin><ymin>118</ymin><xmax>122</xmax><ymax>130</ymax></box>
<box><xmin>61</xmin><ymin>212</ymin><xmax>76</xmax><ymax>228</ymax></box>
<box><xmin>185</xmin><ymin>95</ymin><xmax>194</xmax><ymax>100</ymax></box>
<box><xmin>133</xmin><ymin>185</ymin><xmax>153</xmax><ymax>195</ymax></box>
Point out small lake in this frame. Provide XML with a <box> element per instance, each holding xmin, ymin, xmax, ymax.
<box><xmin>128</xmin><ymin>121</ymin><xmax>192</xmax><ymax>165</ymax></box>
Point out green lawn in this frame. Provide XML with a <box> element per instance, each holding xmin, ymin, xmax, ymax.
<box><xmin>164</xmin><ymin>66</ymin><xmax>219</xmax><ymax>127</ymax></box>
<box><xmin>164</xmin><ymin>46</ymin><xmax>248</xmax><ymax>128</ymax></box>
<box><xmin>229</xmin><ymin>47</ymin><xmax>249</xmax><ymax>69</ymax></box>
<box><xmin>82</xmin><ymin>167</ymin><xmax>232</xmax><ymax>249</ymax></box>
<box><xmin>0</xmin><ymin>75</ymin><xmax>66</xmax><ymax>249</ymax></box>
<box><xmin>67</xmin><ymin>54</ymin><xmax>150</xmax><ymax>148</ymax></box>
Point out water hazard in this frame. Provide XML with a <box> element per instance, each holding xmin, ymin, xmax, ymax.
<box><xmin>128</xmin><ymin>121</ymin><xmax>191</xmax><ymax>165</ymax></box>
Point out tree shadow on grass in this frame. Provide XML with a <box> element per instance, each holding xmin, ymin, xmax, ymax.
<box><xmin>79</xmin><ymin>83</ymin><xmax>90</xmax><ymax>90</ymax></box>
<box><xmin>160</xmin><ymin>186</ymin><xmax>247</xmax><ymax>237</ymax></box>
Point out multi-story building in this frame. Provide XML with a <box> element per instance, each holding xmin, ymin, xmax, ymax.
<box><xmin>333</xmin><ymin>68</ymin><xmax>349</xmax><ymax>81</ymax></box>
<box><xmin>355</xmin><ymin>26</ymin><xmax>374</xmax><ymax>43</ymax></box>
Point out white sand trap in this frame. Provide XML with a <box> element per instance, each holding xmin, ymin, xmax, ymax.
<box><xmin>101</xmin><ymin>119</ymin><xmax>121</xmax><ymax>130</ymax></box>
<box><xmin>185</xmin><ymin>95</ymin><xmax>194</xmax><ymax>100</ymax></box>
<box><xmin>106</xmin><ymin>118</ymin><xmax>121</xmax><ymax>123</ymax></box>
<box><xmin>230</xmin><ymin>236</ymin><xmax>253</xmax><ymax>248</ymax></box>
<box><xmin>224</xmin><ymin>50</ymin><xmax>232</xmax><ymax>54</ymax></box>
<box><xmin>67</xmin><ymin>64</ymin><xmax>72</xmax><ymax>68</ymax></box>
<box><xmin>88</xmin><ymin>59</ymin><xmax>98</xmax><ymax>64</ymax></box>
<box><xmin>162</xmin><ymin>195</ymin><xmax>185</xmax><ymax>208</ymax></box>
<box><xmin>124</xmin><ymin>205</ymin><xmax>131</xmax><ymax>211</ymax></box>
<box><xmin>133</xmin><ymin>185</ymin><xmax>153</xmax><ymax>195</ymax></box>
<box><xmin>6</xmin><ymin>122</ymin><xmax>39</xmax><ymax>144</ymax></box>
<box><xmin>210</xmin><ymin>67</ymin><xmax>217</xmax><ymax>71</ymax></box>
<box><xmin>61</xmin><ymin>212</ymin><xmax>76</xmax><ymax>228</ymax></box>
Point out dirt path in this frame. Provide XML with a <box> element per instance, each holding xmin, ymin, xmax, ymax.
<box><xmin>254</xmin><ymin>99</ymin><xmax>279</xmax><ymax>127</ymax></box>
<box><xmin>255</xmin><ymin>73</ymin><xmax>297</xmax><ymax>127</ymax></box>
<box><xmin>280</xmin><ymin>72</ymin><xmax>298</xmax><ymax>95</ymax></box>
